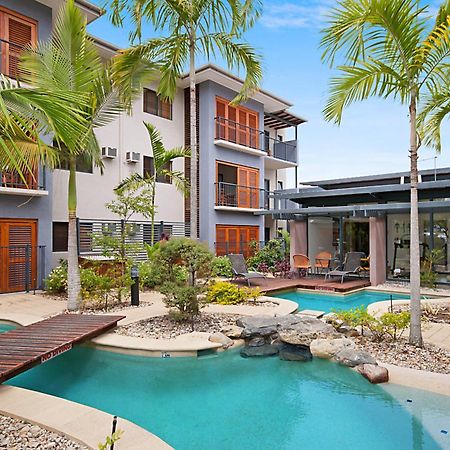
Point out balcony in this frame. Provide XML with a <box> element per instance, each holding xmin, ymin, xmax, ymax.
<box><xmin>0</xmin><ymin>39</ymin><xmax>25</xmax><ymax>79</ymax></box>
<box><xmin>215</xmin><ymin>182</ymin><xmax>267</xmax><ymax>212</ymax></box>
<box><xmin>0</xmin><ymin>168</ymin><xmax>47</xmax><ymax>196</ymax></box>
<box><xmin>214</xmin><ymin>117</ymin><xmax>297</xmax><ymax>167</ymax></box>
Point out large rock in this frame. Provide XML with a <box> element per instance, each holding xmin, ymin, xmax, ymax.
<box><xmin>335</xmin><ymin>348</ymin><xmax>377</xmax><ymax>367</ymax></box>
<box><xmin>278</xmin><ymin>317</ymin><xmax>339</xmax><ymax>346</ymax></box>
<box><xmin>247</xmin><ymin>337</ymin><xmax>266</xmax><ymax>347</ymax></box>
<box><xmin>356</xmin><ymin>364</ymin><xmax>389</xmax><ymax>384</ymax></box>
<box><xmin>220</xmin><ymin>325</ymin><xmax>244</xmax><ymax>339</ymax></box>
<box><xmin>237</xmin><ymin>315</ymin><xmax>303</xmax><ymax>338</ymax></box>
<box><xmin>310</xmin><ymin>338</ymin><xmax>356</xmax><ymax>359</ymax></box>
<box><xmin>240</xmin><ymin>344</ymin><xmax>279</xmax><ymax>358</ymax></box>
<box><xmin>209</xmin><ymin>332</ymin><xmax>233</xmax><ymax>349</ymax></box>
<box><xmin>278</xmin><ymin>343</ymin><xmax>312</xmax><ymax>362</ymax></box>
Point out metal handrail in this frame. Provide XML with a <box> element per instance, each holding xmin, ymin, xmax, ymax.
<box><xmin>215</xmin><ymin>181</ymin><xmax>267</xmax><ymax>209</ymax></box>
<box><xmin>214</xmin><ymin>116</ymin><xmax>297</xmax><ymax>162</ymax></box>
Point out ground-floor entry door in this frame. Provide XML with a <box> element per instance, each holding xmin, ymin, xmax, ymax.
<box><xmin>216</xmin><ymin>225</ymin><xmax>259</xmax><ymax>257</ymax></box>
<box><xmin>0</xmin><ymin>219</ymin><xmax>37</xmax><ymax>293</ymax></box>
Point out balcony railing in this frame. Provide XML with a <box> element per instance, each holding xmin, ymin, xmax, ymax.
<box><xmin>0</xmin><ymin>167</ymin><xmax>45</xmax><ymax>191</ymax></box>
<box><xmin>215</xmin><ymin>182</ymin><xmax>267</xmax><ymax>210</ymax></box>
<box><xmin>214</xmin><ymin>116</ymin><xmax>297</xmax><ymax>163</ymax></box>
<box><xmin>0</xmin><ymin>38</ymin><xmax>25</xmax><ymax>79</ymax></box>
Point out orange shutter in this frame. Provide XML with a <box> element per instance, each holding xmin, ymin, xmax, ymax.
<box><xmin>228</xmin><ymin>105</ymin><xmax>237</xmax><ymax>142</ymax></box>
<box><xmin>237</xmin><ymin>167</ymin><xmax>250</xmax><ymax>208</ymax></box>
<box><xmin>216</xmin><ymin>99</ymin><xmax>226</xmax><ymax>140</ymax></box>
<box><xmin>216</xmin><ymin>226</ymin><xmax>227</xmax><ymax>256</ymax></box>
<box><xmin>248</xmin><ymin>113</ymin><xmax>259</xmax><ymax>148</ymax></box>
<box><xmin>1</xmin><ymin>9</ymin><xmax>37</xmax><ymax>78</ymax></box>
<box><xmin>248</xmin><ymin>227</ymin><xmax>259</xmax><ymax>257</ymax></box>
<box><xmin>237</xmin><ymin>109</ymin><xmax>249</xmax><ymax>146</ymax></box>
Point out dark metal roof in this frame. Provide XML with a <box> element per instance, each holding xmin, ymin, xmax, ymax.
<box><xmin>256</xmin><ymin>200</ymin><xmax>450</xmax><ymax>219</ymax></box>
<box><xmin>264</xmin><ymin>110</ymin><xmax>307</xmax><ymax>130</ymax></box>
<box><xmin>279</xmin><ymin>180</ymin><xmax>450</xmax><ymax>207</ymax></box>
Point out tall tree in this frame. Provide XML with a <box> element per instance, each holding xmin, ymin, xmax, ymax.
<box><xmin>120</xmin><ymin>122</ymin><xmax>190</xmax><ymax>245</ymax></box>
<box><xmin>19</xmin><ymin>0</ymin><xmax>126</xmax><ymax>311</ymax></box>
<box><xmin>107</xmin><ymin>0</ymin><xmax>263</xmax><ymax>239</ymax></box>
<box><xmin>320</xmin><ymin>0</ymin><xmax>450</xmax><ymax>346</ymax></box>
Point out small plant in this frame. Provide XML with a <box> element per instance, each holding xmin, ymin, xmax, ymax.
<box><xmin>45</xmin><ymin>260</ymin><xmax>68</xmax><ymax>293</ymax></box>
<box><xmin>332</xmin><ymin>306</ymin><xmax>410</xmax><ymax>341</ymax></box>
<box><xmin>275</xmin><ymin>259</ymin><xmax>290</xmax><ymax>278</ymax></box>
<box><xmin>211</xmin><ymin>256</ymin><xmax>233</xmax><ymax>278</ymax></box>
<box><xmin>421</xmin><ymin>249</ymin><xmax>444</xmax><ymax>288</ymax></box>
<box><xmin>98</xmin><ymin>429</ymin><xmax>123</xmax><ymax>450</ymax></box>
<box><xmin>256</xmin><ymin>262</ymin><xmax>270</xmax><ymax>274</ymax></box>
<box><xmin>248</xmin><ymin>239</ymin><xmax>285</xmax><ymax>274</ymax></box>
<box><xmin>206</xmin><ymin>281</ymin><xmax>262</xmax><ymax>305</ymax></box>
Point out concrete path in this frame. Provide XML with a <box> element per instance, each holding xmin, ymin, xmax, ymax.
<box><xmin>0</xmin><ymin>292</ymin><xmax>64</xmax><ymax>326</ymax></box>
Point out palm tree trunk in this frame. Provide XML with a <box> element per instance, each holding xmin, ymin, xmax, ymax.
<box><xmin>67</xmin><ymin>158</ymin><xmax>81</xmax><ymax>311</ymax></box>
<box><xmin>408</xmin><ymin>92</ymin><xmax>423</xmax><ymax>347</ymax></box>
<box><xmin>189</xmin><ymin>31</ymin><xmax>198</xmax><ymax>240</ymax></box>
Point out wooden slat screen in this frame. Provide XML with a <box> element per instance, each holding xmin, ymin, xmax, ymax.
<box><xmin>215</xmin><ymin>225</ymin><xmax>259</xmax><ymax>257</ymax></box>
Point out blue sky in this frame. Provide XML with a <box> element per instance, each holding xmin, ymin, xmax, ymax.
<box><xmin>87</xmin><ymin>0</ymin><xmax>449</xmax><ymax>182</ymax></box>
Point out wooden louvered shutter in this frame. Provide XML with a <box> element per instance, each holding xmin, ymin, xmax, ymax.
<box><xmin>227</xmin><ymin>227</ymin><xmax>239</xmax><ymax>254</ymax></box>
<box><xmin>216</xmin><ymin>99</ymin><xmax>226</xmax><ymax>140</ymax></box>
<box><xmin>237</xmin><ymin>167</ymin><xmax>250</xmax><ymax>208</ymax></box>
<box><xmin>0</xmin><ymin>220</ymin><xmax>37</xmax><ymax>293</ymax></box>
<box><xmin>248</xmin><ymin>227</ymin><xmax>259</xmax><ymax>257</ymax></box>
<box><xmin>237</xmin><ymin>109</ymin><xmax>249</xmax><ymax>147</ymax></box>
<box><xmin>248</xmin><ymin>169</ymin><xmax>259</xmax><ymax>208</ymax></box>
<box><xmin>248</xmin><ymin>113</ymin><xmax>258</xmax><ymax>149</ymax></box>
<box><xmin>1</xmin><ymin>9</ymin><xmax>36</xmax><ymax>78</ymax></box>
<box><xmin>143</xmin><ymin>89</ymin><xmax>157</xmax><ymax>115</ymax></box>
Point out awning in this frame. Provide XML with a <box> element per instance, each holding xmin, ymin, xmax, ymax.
<box><xmin>264</xmin><ymin>110</ymin><xmax>307</xmax><ymax>130</ymax></box>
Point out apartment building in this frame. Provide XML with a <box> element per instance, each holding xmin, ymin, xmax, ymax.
<box><xmin>0</xmin><ymin>0</ymin><xmax>305</xmax><ymax>293</ymax></box>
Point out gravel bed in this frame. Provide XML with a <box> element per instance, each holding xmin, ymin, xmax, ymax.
<box><xmin>357</xmin><ymin>338</ymin><xmax>450</xmax><ymax>374</ymax></box>
<box><xmin>391</xmin><ymin>303</ymin><xmax>450</xmax><ymax>324</ymax></box>
<box><xmin>376</xmin><ymin>281</ymin><xmax>450</xmax><ymax>296</ymax></box>
<box><xmin>117</xmin><ymin>313</ymin><xmax>242</xmax><ymax>339</ymax></box>
<box><xmin>0</xmin><ymin>415</ymin><xmax>88</xmax><ymax>449</ymax></box>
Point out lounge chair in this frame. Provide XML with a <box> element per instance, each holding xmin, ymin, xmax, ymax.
<box><xmin>293</xmin><ymin>254</ymin><xmax>311</xmax><ymax>277</ymax></box>
<box><xmin>324</xmin><ymin>252</ymin><xmax>365</xmax><ymax>283</ymax></box>
<box><xmin>228</xmin><ymin>254</ymin><xmax>266</xmax><ymax>287</ymax></box>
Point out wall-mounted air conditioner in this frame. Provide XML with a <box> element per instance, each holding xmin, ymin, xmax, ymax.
<box><xmin>126</xmin><ymin>152</ymin><xmax>141</xmax><ymax>163</ymax></box>
<box><xmin>101</xmin><ymin>147</ymin><xmax>118</xmax><ymax>159</ymax></box>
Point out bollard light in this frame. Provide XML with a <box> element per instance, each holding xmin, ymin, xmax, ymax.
<box><xmin>131</xmin><ymin>265</ymin><xmax>139</xmax><ymax>306</ymax></box>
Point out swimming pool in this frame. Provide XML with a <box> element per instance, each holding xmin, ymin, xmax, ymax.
<box><xmin>273</xmin><ymin>289</ymin><xmax>410</xmax><ymax>313</ymax></box>
<box><xmin>7</xmin><ymin>347</ymin><xmax>450</xmax><ymax>449</ymax></box>
<box><xmin>0</xmin><ymin>323</ymin><xmax>16</xmax><ymax>333</ymax></box>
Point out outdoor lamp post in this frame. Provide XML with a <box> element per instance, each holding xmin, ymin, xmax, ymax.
<box><xmin>131</xmin><ymin>265</ymin><xmax>139</xmax><ymax>306</ymax></box>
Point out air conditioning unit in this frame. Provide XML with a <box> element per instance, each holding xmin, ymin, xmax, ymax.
<box><xmin>101</xmin><ymin>147</ymin><xmax>117</xmax><ymax>159</ymax></box>
<box><xmin>126</xmin><ymin>151</ymin><xmax>140</xmax><ymax>163</ymax></box>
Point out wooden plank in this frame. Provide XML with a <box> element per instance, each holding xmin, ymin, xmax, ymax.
<box><xmin>0</xmin><ymin>314</ymin><xmax>124</xmax><ymax>383</ymax></box>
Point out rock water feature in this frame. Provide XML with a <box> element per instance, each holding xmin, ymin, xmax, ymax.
<box><xmin>234</xmin><ymin>315</ymin><xmax>389</xmax><ymax>384</ymax></box>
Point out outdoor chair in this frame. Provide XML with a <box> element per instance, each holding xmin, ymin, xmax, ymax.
<box><xmin>293</xmin><ymin>254</ymin><xmax>311</xmax><ymax>277</ymax></box>
<box><xmin>314</xmin><ymin>251</ymin><xmax>332</xmax><ymax>274</ymax></box>
<box><xmin>324</xmin><ymin>252</ymin><xmax>365</xmax><ymax>284</ymax></box>
<box><xmin>228</xmin><ymin>254</ymin><xmax>266</xmax><ymax>287</ymax></box>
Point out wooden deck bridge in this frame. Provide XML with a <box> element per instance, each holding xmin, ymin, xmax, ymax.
<box><xmin>0</xmin><ymin>314</ymin><xmax>124</xmax><ymax>383</ymax></box>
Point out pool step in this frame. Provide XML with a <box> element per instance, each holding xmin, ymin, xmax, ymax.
<box><xmin>297</xmin><ymin>309</ymin><xmax>326</xmax><ymax>319</ymax></box>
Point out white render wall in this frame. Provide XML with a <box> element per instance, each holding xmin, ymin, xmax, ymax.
<box><xmin>51</xmin><ymin>84</ymin><xmax>186</xmax><ymax>223</ymax></box>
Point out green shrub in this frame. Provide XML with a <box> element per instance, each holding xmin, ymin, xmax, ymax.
<box><xmin>206</xmin><ymin>281</ymin><xmax>262</xmax><ymax>305</ymax></box>
<box><xmin>45</xmin><ymin>260</ymin><xmax>68</xmax><ymax>293</ymax></box>
<box><xmin>332</xmin><ymin>306</ymin><xmax>410</xmax><ymax>341</ymax></box>
<box><xmin>247</xmin><ymin>239</ymin><xmax>285</xmax><ymax>274</ymax></box>
<box><xmin>80</xmin><ymin>268</ymin><xmax>114</xmax><ymax>301</ymax></box>
<box><xmin>139</xmin><ymin>260</ymin><xmax>187</xmax><ymax>290</ymax></box>
<box><xmin>212</xmin><ymin>256</ymin><xmax>233</xmax><ymax>278</ymax></box>
<box><xmin>160</xmin><ymin>282</ymin><xmax>204</xmax><ymax>323</ymax></box>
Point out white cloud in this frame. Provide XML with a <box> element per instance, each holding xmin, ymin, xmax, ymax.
<box><xmin>260</xmin><ymin>1</ymin><xmax>332</xmax><ymax>29</ymax></box>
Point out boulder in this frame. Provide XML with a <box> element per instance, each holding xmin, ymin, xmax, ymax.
<box><xmin>337</xmin><ymin>324</ymin><xmax>360</xmax><ymax>337</ymax></box>
<box><xmin>278</xmin><ymin>343</ymin><xmax>312</xmax><ymax>362</ymax></box>
<box><xmin>237</xmin><ymin>315</ymin><xmax>303</xmax><ymax>338</ymax></box>
<box><xmin>240</xmin><ymin>344</ymin><xmax>279</xmax><ymax>358</ymax></box>
<box><xmin>278</xmin><ymin>317</ymin><xmax>339</xmax><ymax>346</ymax></box>
<box><xmin>247</xmin><ymin>337</ymin><xmax>267</xmax><ymax>347</ymax></box>
<box><xmin>335</xmin><ymin>348</ymin><xmax>377</xmax><ymax>367</ymax></box>
<box><xmin>356</xmin><ymin>364</ymin><xmax>389</xmax><ymax>384</ymax></box>
<box><xmin>310</xmin><ymin>338</ymin><xmax>356</xmax><ymax>359</ymax></box>
<box><xmin>220</xmin><ymin>325</ymin><xmax>244</xmax><ymax>339</ymax></box>
<box><xmin>208</xmin><ymin>332</ymin><xmax>233</xmax><ymax>349</ymax></box>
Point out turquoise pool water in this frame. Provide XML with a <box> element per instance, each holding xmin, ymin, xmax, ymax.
<box><xmin>7</xmin><ymin>347</ymin><xmax>450</xmax><ymax>450</ymax></box>
<box><xmin>0</xmin><ymin>323</ymin><xmax>15</xmax><ymax>333</ymax></box>
<box><xmin>274</xmin><ymin>289</ymin><xmax>410</xmax><ymax>313</ymax></box>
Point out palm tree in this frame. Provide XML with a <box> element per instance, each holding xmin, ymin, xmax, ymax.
<box><xmin>320</xmin><ymin>0</ymin><xmax>450</xmax><ymax>346</ymax></box>
<box><xmin>107</xmin><ymin>0</ymin><xmax>263</xmax><ymax>239</ymax></box>
<box><xmin>19</xmin><ymin>0</ymin><xmax>126</xmax><ymax>311</ymax></box>
<box><xmin>120</xmin><ymin>122</ymin><xmax>190</xmax><ymax>246</ymax></box>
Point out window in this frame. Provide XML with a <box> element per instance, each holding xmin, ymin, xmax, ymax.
<box><xmin>143</xmin><ymin>156</ymin><xmax>172</xmax><ymax>183</ymax></box>
<box><xmin>143</xmin><ymin>89</ymin><xmax>172</xmax><ymax>120</ymax></box>
<box><xmin>0</xmin><ymin>7</ymin><xmax>37</xmax><ymax>78</ymax></box>
<box><xmin>52</xmin><ymin>222</ymin><xmax>68</xmax><ymax>252</ymax></box>
<box><xmin>57</xmin><ymin>155</ymin><xmax>93</xmax><ymax>174</ymax></box>
<box><xmin>143</xmin><ymin>156</ymin><xmax>154</xmax><ymax>178</ymax></box>
<box><xmin>157</xmin><ymin>161</ymin><xmax>172</xmax><ymax>184</ymax></box>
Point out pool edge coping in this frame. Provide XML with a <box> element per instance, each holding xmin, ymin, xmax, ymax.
<box><xmin>0</xmin><ymin>385</ymin><xmax>173</xmax><ymax>450</ymax></box>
